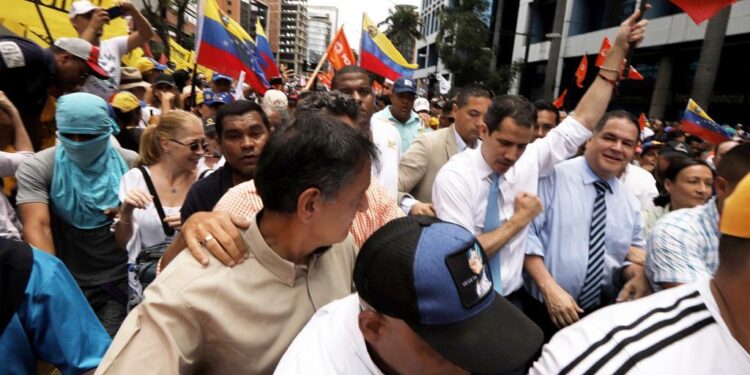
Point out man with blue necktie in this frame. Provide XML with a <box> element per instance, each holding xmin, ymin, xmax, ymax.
<box><xmin>523</xmin><ymin>110</ymin><xmax>651</xmax><ymax>340</ymax></box>
<box><xmin>432</xmin><ymin>8</ymin><xmax>649</xmax><ymax>308</ymax></box>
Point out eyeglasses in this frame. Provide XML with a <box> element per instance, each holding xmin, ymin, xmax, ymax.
<box><xmin>169</xmin><ymin>138</ymin><xmax>208</xmax><ymax>152</ymax></box>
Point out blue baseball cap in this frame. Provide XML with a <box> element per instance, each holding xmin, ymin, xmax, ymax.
<box><xmin>212</xmin><ymin>73</ymin><xmax>233</xmax><ymax>83</ymax></box>
<box><xmin>392</xmin><ymin>77</ymin><xmax>417</xmax><ymax>94</ymax></box>
<box><xmin>353</xmin><ymin>216</ymin><xmax>543</xmax><ymax>374</ymax></box>
<box><xmin>202</xmin><ymin>89</ymin><xmax>234</xmax><ymax>106</ymax></box>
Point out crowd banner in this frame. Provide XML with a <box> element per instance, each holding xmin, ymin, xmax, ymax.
<box><xmin>2</xmin><ymin>0</ymin><xmax>127</xmax><ymax>46</ymax></box>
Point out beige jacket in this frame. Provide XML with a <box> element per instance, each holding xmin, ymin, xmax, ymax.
<box><xmin>96</xmin><ymin>214</ymin><xmax>358</xmax><ymax>375</ymax></box>
<box><xmin>398</xmin><ymin>125</ymin><xmax>459</xmax><ymax>204</ymax></box>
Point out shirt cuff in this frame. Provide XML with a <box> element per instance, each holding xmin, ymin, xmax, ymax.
<box><xmin>400</xmin><ymin>195</ymin><xmax>417</xmax><ymax>215</ymax></box>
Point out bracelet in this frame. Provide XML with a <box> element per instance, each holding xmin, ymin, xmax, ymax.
<box><xmin>599</xmin><ymin>65</ymin><xmax>619</xmax><ymax>73</ymax></box>
<box><xmin>597</xmin><ymin>72</ymin><xmax>619</xmax><ymax>95</ymax></box>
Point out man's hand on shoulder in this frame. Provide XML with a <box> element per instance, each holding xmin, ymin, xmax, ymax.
<box><xmin>181</xmin><ymin>211</ymin><xmax>250</xmax><ymax>266</ymax></box>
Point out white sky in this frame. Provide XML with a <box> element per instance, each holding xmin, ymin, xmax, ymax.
<box><xmin>308</xmin><ymin>0</ymin><xmax>421</xmax><ymax>51</ymax></box>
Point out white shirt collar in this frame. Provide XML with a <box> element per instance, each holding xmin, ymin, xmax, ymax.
<box><xmin>452</xmin><ymin>125</ymin><xmax>480</xmax><ymax>153</ymax></box>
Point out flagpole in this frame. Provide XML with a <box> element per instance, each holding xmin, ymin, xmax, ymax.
<box><xmin>33</xmin><ymin>0</ymin><xmax>53</xmax><ymax>45</ymax></box>
<box><xmin>303</xmin><ymin>50</ymin><xmax>329</xmax><ymax>91</ymax></box>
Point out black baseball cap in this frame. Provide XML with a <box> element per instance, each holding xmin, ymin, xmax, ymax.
<box><xmin>354</xmin><ymin>216</ymin><xmax>543</xmax><ymax>374</ymax></box>
<box><xmin>660</xmin><ymin>140</ymin><xmax>691</xmax><ymax>157</ymax></box>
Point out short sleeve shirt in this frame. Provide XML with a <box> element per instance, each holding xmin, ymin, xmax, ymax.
<box><xmin>83</xmin><ymin>36</ymin><xmax>129</xmax><ymax>99</ymax></box>
<box><xmin>15</xmin><ymin>146</ymin><xmax>138</xmax><ymax>286</ymax></box>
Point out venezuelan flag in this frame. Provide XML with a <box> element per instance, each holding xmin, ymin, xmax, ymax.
<box><xmin>359</xmin><ymin>14</ymin><xmax>418</xmax><ymax>81</ymax></box>
<box><xmin>195</xmin><ymin>0</ymin><xmax>269</xmax><ymax>94</ymax></box>
<box><xmin>255</xmin><ymin>20</ymin><xmax>280</xmax><ymax>79</ymax></box>
<box><xmin>680</xmin><ymin>99</ymin><xmax>731</xmax><ymax>145</ymax></box>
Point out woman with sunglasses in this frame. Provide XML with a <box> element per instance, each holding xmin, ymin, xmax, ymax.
<box><xmin>114</xmin><ymin>110</ymin><xmax>205</xmax><ymax>309</ymax></box>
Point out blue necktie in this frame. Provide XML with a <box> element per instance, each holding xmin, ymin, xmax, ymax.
<box><xmin>484</xmin><ymin>173</ymin><xmax>503</xmax><ymax>294</ymax></box>
<box><xmin>579</xmin><ymin>180</ymin><xmax>610</xmax><ymax>309</ymax></box>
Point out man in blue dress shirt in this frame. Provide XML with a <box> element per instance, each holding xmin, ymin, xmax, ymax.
<box><xmin>523</xmin><ymin>110</ymin><xmax>651</xmax><ymax>340</ymax></box>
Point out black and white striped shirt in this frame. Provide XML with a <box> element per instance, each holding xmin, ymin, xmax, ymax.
<box><xmin>531</xmin><ymin>279</ymin><xmax>750</xmax><ymax>374</ymax></box>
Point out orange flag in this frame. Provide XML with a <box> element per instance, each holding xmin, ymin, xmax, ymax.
<box><xmin>326</xmin><ymin>27</ymin><xmax>356</xmax><ymax>70</ymax></box>
<box><xmin>372</xmin><ymin>81</ymin><xmax>384</xmax><ymax>95</ymax></box>
<box><xmin>318</xmin><ymin>71</ymin><xmax>332</xmax><ymax>89</ymax></box>
<box><xmin>638</xmin><ymin>113</ymin><xmax>648</xmax><ymax>131</ymax></box>
<box><xmin>553</xmin><ymin>89</ymin><xmax>568</xmax><ymax>109</ymax></box>
<box><xmin>627</xmin><ymin>65</ymin><xmax>645</xmax><ymax>80</ymax></box>
<box><xmin>575</xmin><ymin>55</ymin><xmax>588</xmax><ymax>88</ymax></box>
<box><xmin>595</xmin><ymin>37</ymin><xmax>611</xmax><ymax>67</ymax></box>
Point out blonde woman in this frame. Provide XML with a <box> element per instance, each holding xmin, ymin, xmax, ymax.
<box><xmin>115</xmin><ymin>110</ymin><xmax>205</xmax><ymax>308</ymax></box>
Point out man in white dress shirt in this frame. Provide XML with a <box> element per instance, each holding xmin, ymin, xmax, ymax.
<box><xmin>432</xmin><ymin>8</ymin><xmax>649</xmax><ymax>307</ymax></box>
<box><xmin>334</xmin><ymin>66</ymin><xmax>402</xmax><ymax>199</ymax></box>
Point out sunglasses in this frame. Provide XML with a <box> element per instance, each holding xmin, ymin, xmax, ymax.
<box><xmin>169</xmin><ymin>138</ymin><xmax>208</xmax><ymax>152</ymax></box>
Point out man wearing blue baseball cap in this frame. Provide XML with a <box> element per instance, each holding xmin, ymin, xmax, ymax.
<box><xmin>276</xmin><ymin>216</ymin><xmax>543</xmax><ymax>374</ymax></box>
<box><xmin>372</xmin><ymin>77</ymin><xmax>431</xmax><ymax>153</ymax></box>
<box><xmin>199</xmin><ymin>88</ymin><xmax>235</xmax><ymax>121</ymax></box>
<box><xmin>212</xmin><ymin>73</ymin><xmax>234</xmax><ymax>94</ymax></box>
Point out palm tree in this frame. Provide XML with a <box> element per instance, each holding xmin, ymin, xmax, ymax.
<box><xmin>379</xmin><ymin>5</ymin><xmax>422</xmax><ymax>63</ymax></box>
<box><xmin>691</xmin><ymin>6</ymin><xmax>731</xmax><ymax>112</ymax></box>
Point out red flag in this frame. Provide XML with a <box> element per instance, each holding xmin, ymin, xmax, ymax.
<box><xmin>627</xmin><ymin>65</ymin><xmax>644</xmax><ymax>80</ymax></box>
<box><xmin>638</xmin><ymin>113</ymin><xmax>648</xmax><ymax>131</ymax></box>
<box><xmin>671</xmin><ymin>0</ymin><xmax>735</xmax><ymax>24</ymax></box>
<box><xmin>575</xmin><ymin>55</ymin><xmax>588</xmax><ymax>88</ymax></box>
<box><xmin>326</xmin><ymin>27</ymin><xmax>356</xmax><ymax>70</ymax></box>
<box><xmin>553</xmin><ymin>89</ymin><xmax>568</xmax><ymax>109</ymax></box>
<box><xmin>595</xmin><ymin>37</ymin><xmax>612</xmax><ymax>67</ymax></box>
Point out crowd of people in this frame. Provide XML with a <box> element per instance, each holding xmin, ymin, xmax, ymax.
<box><xmin>0</xmin><ymin>2</ymin><xmax>749</xmax><ymax>374</ymax></box>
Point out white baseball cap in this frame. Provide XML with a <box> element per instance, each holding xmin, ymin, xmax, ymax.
<box><xmin>54</xmin><ymin>37</ymin><xmax>109</xmax><ymax>79</ymax></box>
<box><xmin>69</xmin><ymin>0</ymin><xmax>97</xmax><ymax>18</ymax></box>
<box><xmin>262</xmin><ymin>89</ymin><xmax>288</xmax><ymax>112</ymax></box>
<box><xmin>413</xmin><ymin>97</ymin><xmax>430</xmax><ymax>113</ymax></box>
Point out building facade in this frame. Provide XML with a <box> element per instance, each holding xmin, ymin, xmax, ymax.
<box><xmin>511</xmin><ymin>0</ymin><xmax>750</xmax><ymax>124</ymax></box>
<box><xmin>306</xmin><ymin>6</ymin><xmax>337</xmax><ymax>71</ymax></box>
<box><xmin>279</xmin><ymin>0</ymin><xmax>309</xmax><ymax>73</ymax></box>
<box><xmin>414</xmin><ymin>0</ymin><xmax>450</xmax><ymax>82</ymax></box>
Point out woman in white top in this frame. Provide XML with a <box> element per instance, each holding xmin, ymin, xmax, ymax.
<box><xmin>643</xmin><ymin>156</ymin><xmax>714</xmax><ymax>240</ymax></box>
<box><xmin>114</xmin><ymin>110</ymin><xmax>205</xmax><ymax>308</ymax></box>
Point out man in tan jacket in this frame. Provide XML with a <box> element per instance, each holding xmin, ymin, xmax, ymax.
<box><xmin>398</xmin><ymin>84</ymin><xmax>493</xmax><ymax>216</ymax></box>
<box><xmin>96</xmin><ymin>113</ymin><xmax>379</xmax><ymax>374</ymax></box>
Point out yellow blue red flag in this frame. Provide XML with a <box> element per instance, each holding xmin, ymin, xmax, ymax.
<box><xmin>195</xmin><ymin>0</ymin><xmax>269</xmax><ymax>94</ymax></box>
<box><xmin>681</xmin><ymin>99</ymin><xmax>731</xmax><ymax>145</ymax></box>
<box><xmin>255</xmin><ymin>20</ymin><xmax>280</xmax><ymax>79</ymax></box>
<box><xmin>359</xmin><ymin>14</ymin><xmax>417</xmax><ymax>81</ymax></box>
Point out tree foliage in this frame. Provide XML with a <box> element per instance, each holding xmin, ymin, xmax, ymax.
<box><xmin>436</xmin><ymin>0</ymin><xmax>491</xmax><ymax>86</ymax></box>
<box><xmin>379</xmin><ymin>6</ymin><xmax>422</xmax><ymax>61</ymax></box>
<box><xmin>436</xmin><ymin>0</ymin><xmax>519</xmax><ymax>94</ymax></box>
